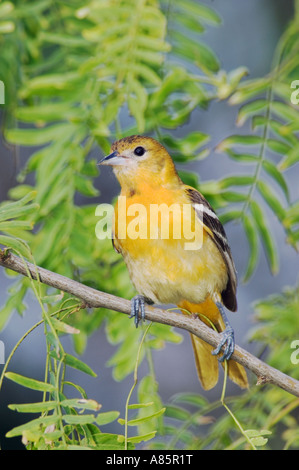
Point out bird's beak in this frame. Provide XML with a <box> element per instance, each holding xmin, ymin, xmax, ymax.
<box><xmin>98</xmin><ymin>150</ymin><xmax>128</xmax><ymax>166</ymax></box>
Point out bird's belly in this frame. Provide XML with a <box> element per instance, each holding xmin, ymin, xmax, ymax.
<box><xmin>121</xmin><ymin>236</ymin><xmax>228</xmax><ymax>306</ymax></box>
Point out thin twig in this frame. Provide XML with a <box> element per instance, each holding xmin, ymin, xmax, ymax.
<box><xmin>1</xmin><ymin>250</ymin><xmax>299</xmax><ymax>398</ymax></box>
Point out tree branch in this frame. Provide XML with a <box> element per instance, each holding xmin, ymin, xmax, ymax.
<box><xmin>1</xmin><ymin>249</ymin><xmax>299</xmax><ymax>397</ymax></box>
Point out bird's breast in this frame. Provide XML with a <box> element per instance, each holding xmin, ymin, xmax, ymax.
<box><xmin>113</xmin><ymin>188</ymin><xmax>228</xmax><ymax>305</ymax></box>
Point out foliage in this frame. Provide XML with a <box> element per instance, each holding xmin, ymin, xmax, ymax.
<box><xmin>214</xmin><ymin>23</ymin><xmax>299</xmax><ymax>280</ymax></box>
<box><xmin>150</xmin><ymin>285</ymin><xmax>299</xmax><ymax>450</ymax></box>
<box><xmin>0</xmin><ymin>0</ymin><xmax>298</xmax><ymax>450</ymax></box>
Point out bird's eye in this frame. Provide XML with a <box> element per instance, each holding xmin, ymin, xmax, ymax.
<box><xmin>134</xmin><ymin>146</ymin><xmax>145</xmax><ymax>157</ymax></box>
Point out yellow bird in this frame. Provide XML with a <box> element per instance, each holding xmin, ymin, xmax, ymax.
<box><xmin>99</xmin><ymin>135</ymin><xmax>248</xmax><ymax>390</ymax></box>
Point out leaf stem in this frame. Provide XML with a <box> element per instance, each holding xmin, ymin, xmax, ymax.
<box><xmin>221</xmin><ymin>360</ymin><xmax>257</xmax><ymax>450</ymax></box>
<box><xmin>241</xmin><ymin>84</ymin><xmax>273</xmax><ymax>218</ymax></box>
<box><xmin>124</xmin><ymin>322</ymin><xmax>153</xmax><ymax>450</ymax></box>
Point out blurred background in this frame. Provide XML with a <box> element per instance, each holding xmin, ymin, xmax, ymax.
<box><xmin>0</xmin><ymin>0</ymin><xmax>297</xmax><ymax>450</ymax></box>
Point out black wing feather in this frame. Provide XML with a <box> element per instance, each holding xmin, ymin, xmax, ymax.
<box><xmin>185</xmin><ymin>187</ymin><xmax>237</xmax><ymax>312</ymax></box>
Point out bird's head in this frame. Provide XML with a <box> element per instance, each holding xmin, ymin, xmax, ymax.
<box><xmin>98</xmin><ymin>135</ymin><xmax>180</xmax><ymax>190</ymax></box>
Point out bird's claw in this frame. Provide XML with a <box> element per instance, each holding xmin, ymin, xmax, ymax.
<box><xmin>212</xmin><ymin>326</ymin><xmax>235</xmax><ymax>362</ymax></box>
<box><xmin>130</xmin><ymin>295</ymin><xmax>145</xmax><ymax>328</ymax></box>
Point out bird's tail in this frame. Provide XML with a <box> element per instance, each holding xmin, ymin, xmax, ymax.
<box><xmin>179</xmin><ymin>299</ymin><xmax>248</xmax><ymax>391</ymax></box>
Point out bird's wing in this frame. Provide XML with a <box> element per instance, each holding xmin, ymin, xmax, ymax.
<box><xmin>112</xmin><ymin>235</ymin><xmax>121</xmax><ymax>254</ymax></box>
<box><xmin>184</xmin><ymin>186</ymin><xmax>237</xmax><ymax>312</ymax></box>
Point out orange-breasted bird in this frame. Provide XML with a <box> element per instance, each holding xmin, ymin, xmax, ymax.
<box><xmin>99</xmin><ymin>135</ymin><xmax>248</xmax><ymax>390</ymax></box>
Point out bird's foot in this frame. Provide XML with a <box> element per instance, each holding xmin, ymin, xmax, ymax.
<box><xmin>212</xmin><ymin>326</ymin><xmax>235</xmax><ymax>362</ymax></box>
<box><xmin>130</xmin><ymin>295</ymin><xmax>146</xmax><ymax>328</ymax></box>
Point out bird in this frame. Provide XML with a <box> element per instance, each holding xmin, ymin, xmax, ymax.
<box><xmin>98</xmin><ymin>135</ymin><xmax>248</xmax><ymax>390</ymax></box>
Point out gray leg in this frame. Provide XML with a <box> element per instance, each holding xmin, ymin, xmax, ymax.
<box><xmin>130</xmin><ymin>295</ymin><xmax>146</xmax><ymax>328</ymax></box>
<box><xmin>212</xmin><ymin>302</ymin><xmax>235</xmax><ymax>362</ymax></box>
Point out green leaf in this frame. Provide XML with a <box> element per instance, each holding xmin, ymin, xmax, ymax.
<box><xmin>83</xmin><ymin>430</ymin><xmax>130</xmax><ymax>450</ymax></box>
<box><xmin>0</xmin><ymin>2</ymin><xmax>14</xmax><ymax>17</ymax></box>
<box><xmin>40</xmin><ymin>31</ymin><xmax>90</xmax><ymax>47</ymax></box>
<box><xmin>220</xmin><ymin>191</ymin><xmax>247</xmax><ymax>203</ymax></box>
<box><xmin>1</xmin><ymin>190</ymin><xmax>37</xmax><ymax>207</ymax></box>
<box><xmin>14</xmin><ymin>0</ymin><xmax>51</xmax><ymax>17</ymax></box>
<box><xmin>227</xmin><ymin>66</ymin><xmax>249</xmax><ymax>90</ymax></box>
<box><xmin>0</xmin><ymin>235</ymin><xmax>31</xmax><ymax>258</ymax></box>
<box><xmin>163</xmin><ymin>131</ymin><xmax>210</xmax><ymax>157</ymax></box>
<box><xmin>107</xmin><ymin>332</ymin><xmax>142</xmax><ymax>381</ymax></box>
<box><xmin>0</xmin><ymin>21</ymin><xmax>14</xmax><ymax>33</ymax></box>
<box><xmin>251</xmin><ymin>115</ymin><xmax>298</xmax><ymax>146</ymax></box>
<box><xmin>63</xmin><ymin>414</ymin><xmax>96</xmax><ymax>425</ymax></box>
<box><xmin>60</xmin><ymin>398</ymin><xmax>102</xmax><ymax>411</ymax></box>
<box><xmin>135</xmin><ymin>34</ymin><xmax>170</xmax><ymax>53</ymax></box>
<box><xmin>219</xmin><ymin>210</ymin><xmax>243</xmax><ymax>225</ymax></box>
<box><xmin>217</xmin><ymin>134</ymin><xmax>262</xmax><ymax>152</ymax></box>
<box><xmin>178</xmin><ymin>170</ymin><xmax>199</xmax><ymax>188</ymax></box>
<box><xmin>14</xmin><ymin>102</ymin><xmax>80</xmax><ymax>123</ymax></box>
<box><xmin>267</xmin><ymin>138</ymin><xmax>291</xmax><ymax>155</ymax></box>
<box><xmin>226</xmin><ymin>150</ymin><xmax>259</xmax><ymax>163</ymax></box>
<box><xmin>5</xmin><ymin>372</ymin><xmax>55</xmax><ymax>392</ymax></box>
<box><xmin>245</xmin><ymin>429</ymin><xmax>272</xmax><ymax>447</ymax></box>
<box><xmin>173</xmin><ymin>31</ymin><xmax>220</xmax><ymax>72</ymax></box>
<box><xmin>41</xmin><ymin>293</ymin><xmax>64</xmax><ymax>304</ymax></box>
<box><xmin>5</xmin><ymin>123</ymin><xmax>75</xmax><ymax>146</ymax></box>
<box><xmin>129</xmin><ymin>63</ymin><xmax>161</xmax><ymax>86</ymax></box>
<box><xmin>74</xmin><ymin>174</ymin><xmax>99</xmax><ymax>197</ymax></box>
<box><xmin>165</xmin><ymin>405</ymin><xmax>191</xmax><ymax>421</ymax></box>
<box><xmin>62</xmin><ymin>353</ymin><xmax>98</xmax><ymax>377</ymax></box>
<box><xmin>0</xmin><ymin>220</ymin><xmax>34</xmax><ymax>231</ymax></box>
<box><xmin>284</xmin><ymin>201</ymin><xmax>299</xmax><ymax>228</ymax></box>
<box><xmin>172</xmin><ymin>392</ymin><xmax>208</xmax><ymax>408</ymax></box>
<box><xmin>257</xmin><ymin>180</ymin><xmax>286</xmax><ymax>221</ymax></box>
<box><xmin>49</xmin><ymin>351</ymin><xmax>97</xmax><ymax>377</ymax></box>
<box><xmin>236</xmin><ymin>99</ymin><xmax>268</xmax><ymax>127</ymax></box>
<box><xmin>228</xmin><ymin>78</ymin><xmax>271</xmax><ymax>105</ymax></box>
<box><xmin>128</xmin><ymin>402</ymin><xmax>154</xmax><ymax>410</ymax></box>
<box><xmin>8</xmin><ymin>401</ymin><xmax>57</xmax><ymax>413</ymax></box>
<box><xmin>175</xmin><ymin>0</ymin><xmax>221</xmax><ymax>25</ymax></box>
<box><xmin>118</xmin><ymin>408</ymin><xmax>165</xmax><ymax>426</ymax></box>
<box><xmin>262</xmin><ymin>159</ymin><xmax>289</xmax><ymax>201</ymax></box>
<box><xmin>50</xmin><ymin>318</ymin><xmax>80</xmax><ymax>335</ymax></box>
<box><xmin>0</xmin><ymin>191</ymin><xmax>38</xmax><ymax>222</ymax></box>
<box><xmin>219</xmin><ymin>175</ymin><xmax>254</xmax><ymax>188</ymax></box>
<box><xmin>278</xmin><ymin>143</ymin><xmax>299</xmax><ymax>170</ymax></box>
<box><xmin>19</xmin><ymin>72</ymin><xmax>80</xmax><ymax>97</ymax></box>
<box><xmin>63</xmin><ymin>381</ymin><xmax>88</xmax><ymax>400</ymax></box>
<box><xmin>6</xmin><ymin>415</ymin><xmax>59</xmax><ymax>438</ymax></box>
<box><xmin>148</xmin><ymin>322</ymin><xmax>182</xmax><ymax>344</ymax></box>
<box><xmin>176</xmin><ymin>14</ymin><xmax>205</xmax><ymax>34</ymax></box>
<box><xmin>0</xmin><ymin>282</ymin><xmax>27</xmax><ymax>330</ymax></box>
<box><xmin>60</xmin><ymin>444</ymin><xmax>94</xmax><ymax>450</ymax></box>
<box><xmin>127</xmin><ymin>76</ymin><xmax>148</xmax><ymax>111</ymax></box>
<box><xmin>250</xmin><ymin>200</ymin><xmax>279</xmax><ymax>274</ymax></box>
<box><xmin>251</xmin><ymin>436</ymin><xmax>269</xmax><ymax>446</ymax></box>
<box><xmin>242</xmin><ymin>214</ymin><xmax>259</xmax><ymax>282</ymax></box>
<box><xmin>0</xmin><ymin>202</ymin><xmax>38</xmax><ymax>222</ymax></box>
<box><xmin>95</xmin><ymin>411</ymin><xmax>120</xmax><ymax>425</ymax></box>
<box><xmin>128</xmin><ymin>96</ymin><xmax>146</xmax><ymax>133</ymax></box>
<box><xmin>126</xmin><ymin>431</ymin><xmax>157</xmax><ymax>443</ymax></box>
<box><xmin>271</xmin><ymin>100</ymin><xmax>299</xmax><ymax>123</ymax></box>
<box><xmin>149</xmin><ymin>67</ymin><xmax>187</xmax><ymax>108</ymax></box>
